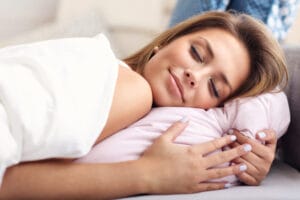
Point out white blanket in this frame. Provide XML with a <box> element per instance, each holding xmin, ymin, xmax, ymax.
<box><xmin>0</xmin><ymin>34</ymin><xmax>119</xmax><ymax>184</ymax></box>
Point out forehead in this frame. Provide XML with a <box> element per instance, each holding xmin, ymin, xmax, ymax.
<box><xmin>181</xmin><ymin>28</ymin><xmax>241</xmax><ymax>49</ymax></box>
<box><xmin>188</xmin><ymin>28</ymin><xmax>248</xmax><ymax>62</ymax></box>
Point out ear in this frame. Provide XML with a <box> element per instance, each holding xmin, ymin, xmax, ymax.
<box><xmin>153</xmin><ymin>46</ymin><xmax>159</xmax><ymax>54</ymax></box>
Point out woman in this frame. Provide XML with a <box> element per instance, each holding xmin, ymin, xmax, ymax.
<box><xmin>0</xmin><ymin>11</ymin><xmax>286</xmax><ymax>199</ymax></box>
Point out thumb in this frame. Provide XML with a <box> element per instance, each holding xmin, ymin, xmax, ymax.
<box><xmin>163</xmin><ymin>117</ymin><xmax>189</xmax><ymax>141</ymax></box>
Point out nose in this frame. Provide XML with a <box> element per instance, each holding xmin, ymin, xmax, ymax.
<box><xmin>184</xmin><ymin>70</ymin><xmax>197</xmax><ymax>88</ymax></box>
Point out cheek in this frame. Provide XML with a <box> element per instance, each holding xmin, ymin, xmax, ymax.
<box><xmin>173</xmin><ymin>51</ymin><xmax>192</xmax><ymax>67</ymax></box>
<box><xmin>142</xmin><ymin>57</ymin><xmax>161</xmax><ymax>83</ymax></box>
<box><xmin>159</xmin><ymin>45</ymin><xmax>190</xmax><ymax>67</ymax></box>
<box><xmin>192</xmin><ymin>86</ymin><xmax>218</xmax><ymax>109</ymax></box>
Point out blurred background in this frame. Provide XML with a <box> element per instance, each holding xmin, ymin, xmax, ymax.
<box><xmin>0</xmin><ymin>0</ymin><xmax>299</xmax><ymax>58</ymax></box>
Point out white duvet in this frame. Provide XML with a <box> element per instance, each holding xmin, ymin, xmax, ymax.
<box><xmin>0</xmin><ymin>34</ymin><xmax>119</xmax><ymax>184</ymax></box>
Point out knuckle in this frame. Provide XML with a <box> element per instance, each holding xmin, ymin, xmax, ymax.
<box><xmin>227</xmin><ymin>149</ymin><xmax>239</xmax><ymax>159</ymax></box>
<box><xmin>158</xmin><ymin>134</ymin><xmax>168</xmax><ymax>142</ymax></box>
<box><xmin>187</xmin><ymin>147</ymin><xmax>195</xmax><ymax>154</ymax></box>
<box><xmin>252</xmin><ymin>180</ymin><xmax>261</xmax><ymax>186</ymax></box>
<box><xmin>219</xmin><ymin>151</ymin><xmax>230</xmax><ymax>161</ymax></box>
<box><xmin>245</xmin><ymin>178</ymin><xmax>258</xmax><ymax>186</ymax></box>
<box><xmin>206</xmin><ymin>184</ymin><xmax>217</xmax><ymax>191</ymax></box>
<box><xmin>215</xmin><ymin>170</ymin><xmax>222</xmax><ymax>177</ymax></box>
<box><xmin>247</xmin><ymin>181</ymin><xmax>257</xmax><ymax>186</ymax></box>
<box><xmin>187</xmin><ymin>157</ymin><xmax>199</xmax><ymax>171</ymax></box>
<box><xmin>264</xmin><ymin>129</ymin><xmax>276</xmax><ymax>140</ymax></box>
<box><xmin>187</xmin><ymin>184</ymin><xmax>200</xmax><ymax>193</ymax></box>
<box><xmin>265</xmin><ymin>151</ymin><xmax>275</xmax><ymax>163</ymax></box>
<box><xmin>215</xmin><ymin>169</ymin><xmax>224</xmax><ymax>178</ymax></box>
<box><xmin>259</xmin><ymin>166</ymin><xmax>270</xmax><ymax>177</ymax></box>
<box><xmin>157</xmin><ymin>138</ymin><xmax>167</xmax><ymax>147</ymax></box>
<box><xmin>213</xmin><ymin>155</ymin><xmax>224</xmax><ymax>166</ymax></box>
<box><xmin>248</xmin><ymin>176</ymin><xmax>262</xmax><ymax>186</ymax></box>
<box><xmin>212</xmin><ymin>140</ymin><xmax>222</xmax><ymax>149</ymax></box>
<box><xmin>269</xmin><ymin>153</ymin><xmax>276</xmax><ymax>162</ymax></box>
<box><xmin>187</xmin><ymin>147</ymin><xmax>198</xmax><ymax>157</ymax></box>
<box><xmin>233</xmin><ymin>165</ymin><xmax>242</xmax><ymax>174</ymax></box>
<box><xmin>267</xmin><ymin>129</ymin><xmax>276</xmax><ymax>136</ymax></box>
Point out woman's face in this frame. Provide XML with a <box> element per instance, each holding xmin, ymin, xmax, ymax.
<box><xmin>143</xmin><ymin>28</ymin><xmax>250</xmax><ymax>109</ymax></box>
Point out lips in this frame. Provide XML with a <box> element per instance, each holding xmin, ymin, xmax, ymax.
<box><xmin>169</xmin><ymin>69</ymin><xmax>185</xmax><ymax>102</ymax></box>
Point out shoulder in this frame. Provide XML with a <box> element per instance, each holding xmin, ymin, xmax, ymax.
<box><xmin>97</xmin><ymin>65</ymin><xmax>153</xmax><ymax>142</ymax></box>
<box><xmin>117</xmin><ymin>65</ymin><xmax>152</xmax><ymax>104</ymax></box>
<box><xmin>115</xmin><ymin>65</ymin><xmax>153</xmax><ymax>117</ymax></box>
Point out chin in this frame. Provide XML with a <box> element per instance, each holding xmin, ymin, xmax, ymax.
<box><xmin>153</xmin><ymin>97</ymin><xmax>168</xmax><ymax>107</ymax></box>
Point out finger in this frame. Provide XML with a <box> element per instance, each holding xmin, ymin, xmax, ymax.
<box><xmin>234</xmin><ymin>148</ymin><xmax>262</xmax><ymax>167</ymax></box>
<box><xmin>232</xmin><ymin>130</ymin><xmax>274</xmax><ymax>159</ymax></box>
<box><xmin>206</xmin><ymin>163</ymin><xmax>248</xmax><ymax>180</ymax></box>
<box><xmin>236</xmin><ymin>172</ymin><xmax>260</xmax><ymax>186</ymax></box>
<box><xmin>231</xmin><ymin>157</ymin><xmax>260</xmax><ymax>178</ymax></box>
<box><xmin>162</xmin><ymin>117</ymin><xmax>189</xmax><ymax>141</ymax></box>
<box><xmin>194</xmin><ymin>135</ymin><xmax>237</xmax><ymax>155</ymax></box>
<box><xmin>229</xmin><ymin>137</ymin><xmax>270</xmax><ymax>166</ymax></box>
<box><xmin>205</xmin><ymin>144</ymin><xmax>252</xmax><ymax>168</ymax></box>
<box><xmin>231</xmin><ymin>157</ymin><xmax>244</xmax><ymax>164</ymax></box>
<box><xmin>196</xmin><ymin>182</ymin><xmax>230</xmax><ymax>192</ymax></box>
<box><xmin>231</xmin><ymin>148</ymin><xmax>272</xmax><ymax>184</ymax></box>
<box><xmin>255</xmin><ymin>129</ymin><xmax>277</xmax><ymax>150</ymax></box>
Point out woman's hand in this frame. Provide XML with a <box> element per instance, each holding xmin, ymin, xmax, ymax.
<box><xmin>229</xmin><ymin>129</ymin><xmax>277</xmax><ymax>186</ymax></box>
<box><xmin>137</xmin><ymin>119</ymin><xmax>252</xmax><ymax>194</ymax></box>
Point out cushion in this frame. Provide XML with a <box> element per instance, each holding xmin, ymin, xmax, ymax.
<box><xmin>120</xmin><ymin>161</ymin><xmax>300</xmax><ymax>200</ymax></box>
<box><xmin>280</xmin><ymin>45</ymin><xmax>300</xmax><ymax>171</ymax></box>
<box><xmin>0</xmin><ymin>8</ymin><xmax>110</xmax><ymax>49</ymax></box>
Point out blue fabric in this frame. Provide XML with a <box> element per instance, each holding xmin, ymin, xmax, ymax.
<box><xmin>226</xmin><ymin>0</ymin><xmax>274</xmax><ymax>23</ymax></box>
<box><xmin>169</xmin><ymin>0</ymin><xmax>300</xmax><ymax>41</ymax></box>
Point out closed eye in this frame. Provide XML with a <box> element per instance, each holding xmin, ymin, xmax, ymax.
<box><xmin>190</xmin><ymin>45</ymin><xmax>203</xmax><ymax>63</ymax></box>
<box><xmin>209</xmin><ymin>78</ymin><xmax>220</xmax><ymax>98</ymax></box>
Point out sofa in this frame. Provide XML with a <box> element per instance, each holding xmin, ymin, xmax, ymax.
<box><xmin>118</xmin><ymin>46</ymin><xmax>300</xmax><ymax>200</ymax></box>
<box><xmin>0</xmin><ymin>2</ymin><xmax>299</xmax><ymax>199</ymax></box>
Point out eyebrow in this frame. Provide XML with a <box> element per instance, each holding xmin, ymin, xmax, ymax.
<box><xmin>197</xmin><ymin>37</ymin><xmax>214</xmax><ymax>59</ymax></box>
<box><xmin>197</xmin><ymin>37</ymin><xmax>233</xmax><ymax>93</ymax></box>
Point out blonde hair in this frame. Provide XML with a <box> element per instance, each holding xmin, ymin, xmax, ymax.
<box><xmin>124</xmin><ymin>11</ymin><xmax>288</xmax><ymax>99</ymax></box>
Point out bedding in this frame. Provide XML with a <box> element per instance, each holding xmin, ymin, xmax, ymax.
<box><xmin>0</xmin><ymin>33</ymin><xmax>118</xmax><ymax>184</ymax></box>
<box><xmin>77</xmin><ymin>91</ymin><xmax>290</xmax><ymax>184</ymax></box>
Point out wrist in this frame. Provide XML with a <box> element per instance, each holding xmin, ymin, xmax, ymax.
<box><xmin>134</xmin><ymin>157</ymin><xmax>157</xmax><ymax>194</ymax></box>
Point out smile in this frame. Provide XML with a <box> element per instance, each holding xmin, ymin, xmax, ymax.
<box><xmin>168</xmin><ymin>69</ymin><xmax>185</xmax><ymax>103</ymax></box>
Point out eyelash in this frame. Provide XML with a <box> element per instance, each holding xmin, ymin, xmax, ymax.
<box><xmin>190</xmin><ymin>45</ymin><xmax>203</xmax><ymax>63</ymax></box>
<box><xmin>209</xmin><ymin>78</ymin><xmax>220</xmax><ymax>98</ymax></box>
<box><xmin>190</xmin><ymin>45</ymin><xmax>220</xmax><ymax>99</ymax></box>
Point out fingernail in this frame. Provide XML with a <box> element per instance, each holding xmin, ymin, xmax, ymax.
<box><xmin>224</xmin><ymin>183</ymin><xmax>233</xmax><ymax>188</ymax></box>
<box><xmin>243</xmin><ymin>144</ymin><xmax>252</xmax><ymax>152</ymax></box>
<box><xmin>180</xmin><ymin>116</ymin><xmax>189</xmax><ymax>123</ymax></box>
<box><xmin>258</xmin><ymin>132</ymin><xmax>266</xmax><ymax>139</ymax></box>
<box><xmin>228</xmin><ymin>129</ymin><xmax>234</xmax><ymax>135</ymax></box>
<box><xmin>230</xmin><ymin>135</ymin><xmax>237</xmax><ymax>141</ymax></box>
<box><xmin>239</xmin><ymin>164</ymin><xmax>247</xmax><ymax>171</ymax></box>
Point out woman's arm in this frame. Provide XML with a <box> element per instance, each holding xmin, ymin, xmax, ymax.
<box><xmin>0</xmin><ymin>120</ymin><xmax>251</xmax><ymax>200</ymax></box>
<box><xmin>0</xmin><ymin>159</ymin><xmax>147</xmax><ymax>200</ymax></box>
<box><xmin>229</xmin><ymin>129</ymin><xmax>277</xmax><ymax>185</ymax></box>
